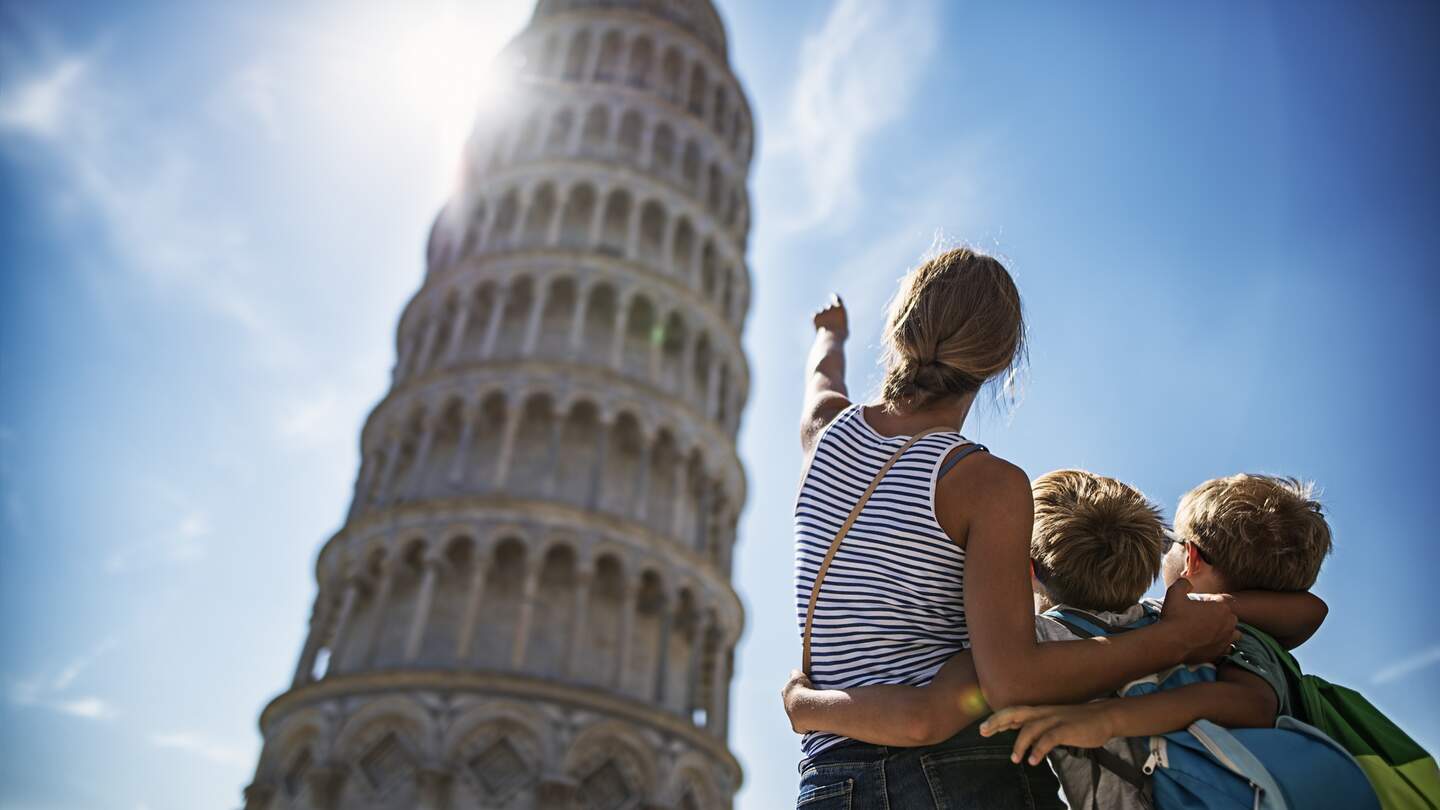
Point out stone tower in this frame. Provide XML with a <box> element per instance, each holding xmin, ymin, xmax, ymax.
<box><xmin>243</xmin><ymin>1</ymin><xmax>753</xmax><ymax>807</ymax></box>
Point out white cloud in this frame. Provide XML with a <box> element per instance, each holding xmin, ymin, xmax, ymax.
<box><xmin>51</xmin><ymin>636</ymin><xmax>119</xmax><ymax>691</ymax></box>
<box><xmin>1373</xmin><ymin>644</ymin><xmax>1440</xmax><ymax>686</ymax></box>
<box><xmin>767</xmin><ymin>0</ymin><xmax>940</xmax><ymax>231</ymax></box>
<box><xmin>277</xmin><ymin>385</ymin><xmax>350</xmax><ymax>449</ymax></box>
<box><xmin>0</xmin><ymin>55</ymin><xmax>84</xmax><ymax>136</ymax></box>
<box><xmin>0</xmin><ymin>31</ymin><xmax>298</xmax><ymax>371</ymax></box>
<box><xmin>149</xmin><ymin>730</ymin><xmax>249</xmax><ymax>766</ymax></box>
<box><xmin>53</xmin><ymin>696</ymin><xmax>116</xmax><ymax>719</ymax></box>
<box><xmin>104</xmin><ymin>479</ymin><xmax>215</xmax><ymax>573</ymax></box>
<box><xmin>8</xmin><ymin>636</ymin><xmax>119</xmax><ymax>721</ymax></box>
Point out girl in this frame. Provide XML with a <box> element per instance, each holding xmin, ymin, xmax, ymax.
<box><xmin>791</xmin><ymin>247</ymin><xmax>1235</xmax><ymax>808</ymax></box>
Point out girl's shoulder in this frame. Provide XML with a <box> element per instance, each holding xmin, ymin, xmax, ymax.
<box><xmin>933</xmin><ymin>448</ymin><xmax>1031</xmax><ymax>547</ymax></box>
<box><xmin>800</xmin><ymin>394</ymin><xmax>855</xmax><ymax>456</ymax></box>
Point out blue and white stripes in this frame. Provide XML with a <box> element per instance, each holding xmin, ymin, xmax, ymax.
<box><xmin>794</xmin><ymin>403</ymin><xmax>973</xmax><ymax>758</ymax></box>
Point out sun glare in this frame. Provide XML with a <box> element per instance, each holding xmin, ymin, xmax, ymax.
<box><xmin>302</xmin><ymin>1</ymin><xmax>529</xmax><ymax>194</ymax></box>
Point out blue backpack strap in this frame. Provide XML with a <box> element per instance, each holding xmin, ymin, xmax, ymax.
<box><xmin>937</xmin><ymin>442</ymin><xmax>988</xmax><ymax>480</ymax></box>
<box><xmin>1045</xmin><ymin>607</ymin><xmax>1129</xmax><ymax>639</ymax></box>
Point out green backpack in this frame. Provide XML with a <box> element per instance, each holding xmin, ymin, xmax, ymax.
<box><xmin>1251</xmin><ymin>629</ymin><xmax>1440</xmax><ymax>809</ymax></box>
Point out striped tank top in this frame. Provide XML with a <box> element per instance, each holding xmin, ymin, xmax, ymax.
<box><xmin>793</xmin><ymin>402</ymin><xmax>977</xmax><ymax>758</ymax></box>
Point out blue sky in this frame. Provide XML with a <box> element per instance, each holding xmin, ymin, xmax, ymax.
<box><xmin>2</xmin><ymin>1</ymin><xmax>1437</xmax><ymax>808</ymax></box>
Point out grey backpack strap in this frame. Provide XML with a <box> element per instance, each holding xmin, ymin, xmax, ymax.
<box><xmin>937</xmin><ymin>442</ymin><xmax>988</xmax><ymax>480</ymax></box>
<box><xmin>1075</xmin><ymin>746</ymin><xmax>1149</xmax><ymax>792</ymax></box>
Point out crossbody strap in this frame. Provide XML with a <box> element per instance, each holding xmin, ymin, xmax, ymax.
<box><xmin>801</xmin><ymin>426</ymin><xmax>950</xmax><ymax>674</ymax></box>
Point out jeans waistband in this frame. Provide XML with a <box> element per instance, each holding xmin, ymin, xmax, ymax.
<box><xmin>796</xmin><ymin>718</ymin><xmax>1004</xmax><ymax>775</ymax></box>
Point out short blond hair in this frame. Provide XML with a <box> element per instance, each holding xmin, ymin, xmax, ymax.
<box><xmin>1175</xmin><ymin>474</ymin><xmax>1332</xmax><ymax>591</ymax></box>
<box><xmin>1030</xmin><ymin>470</ymin><xmax>1166</xmax><ymax>611</ymax></box>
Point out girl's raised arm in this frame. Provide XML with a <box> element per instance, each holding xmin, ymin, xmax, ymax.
<box><xmin>801</xmin><ymin>294</ymin><xmax>852</xmax><ymax>454</ymax></box>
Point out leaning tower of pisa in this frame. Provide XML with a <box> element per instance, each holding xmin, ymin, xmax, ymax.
<box><xmin>243</xmin><ymin>1</ymin><xmax>753</xmax><ymax>808</ymax></box>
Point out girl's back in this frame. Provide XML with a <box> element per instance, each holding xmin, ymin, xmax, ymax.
<box><xmin>794</xmin><ymin>403</ymin><xmax>973</xmax><ymax>757</ymax></box>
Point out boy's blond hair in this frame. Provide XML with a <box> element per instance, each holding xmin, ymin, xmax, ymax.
<box><xmin>1031</xmin><ymin>469</ymin><xmax>1166</xmax><ymax>612</ymax></box>
<box><xmin>1174</xmin><ymin>474</ymin><xmax>1332</xmax><ymax>591</ymax></box>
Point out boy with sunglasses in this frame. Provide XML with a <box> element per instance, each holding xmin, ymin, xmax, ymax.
<box><xmin>980</xmin><ymin>473</ymin><xmax>1336</xmax><ymax>807</ymax></box>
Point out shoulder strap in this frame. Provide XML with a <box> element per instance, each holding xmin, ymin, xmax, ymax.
<box><xmin>1045</xmin><ymin>607</ymin><xmax>1129</xmax><ymax>639</ymax></box>
<box><xmin>1073</xmin><ymin>746</ymin><xmax>1149</xmax><ymax>792</ymax></box>
<box><xmin>937</xmin><ymin>442</ymin><xmax>988</xmax><ymax>480</ymax></box>
<box><xmin>801</xmin><ymin>426</ymin><xmax>947</xmax><ymax>674</ymax></box>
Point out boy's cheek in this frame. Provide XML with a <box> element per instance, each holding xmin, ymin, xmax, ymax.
<box><xmin>1159</xmin><ymin>547</ymin><xmax>1184</xmax><ymax>586</ymax></box>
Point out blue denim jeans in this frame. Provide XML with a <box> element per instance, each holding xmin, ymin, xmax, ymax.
<box><xmin>795</xmin><ymin>721</ymin><xmax>1065</xmax><ymax>809</ymax></box>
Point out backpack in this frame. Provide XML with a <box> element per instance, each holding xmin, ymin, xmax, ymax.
<box><xmin>1246</xmin><ymin>628</ymin><xmax>1440</xmax><ymax>809</ymax></box>
<box><xmin>1046</xmin><ymin>605</ymin><xmax>1380</xmax><ymax>810</ymax></box>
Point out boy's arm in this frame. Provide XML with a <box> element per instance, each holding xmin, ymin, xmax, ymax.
<box><xmin>979</xmin><ymin>663</ymin><xmax>1279</xmax><ymax>765</ymax></box>
<box><xmin>782</xmin><ymin>652</ymin><xmax>987</xmax><ymax>747</ymax></box>
<box><xmin>1222</xmin><ymin>590</ymin><xmax>1328</xmax><ymax>649</ymax></box>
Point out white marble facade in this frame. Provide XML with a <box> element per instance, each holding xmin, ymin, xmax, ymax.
<box><xmin>245</xmin><ymin>2</ymin><xmax>752</xmax><ymax>808</ymax></box>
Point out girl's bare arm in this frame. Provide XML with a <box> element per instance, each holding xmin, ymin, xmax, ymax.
<box><xmin>801</xmin><ymin>295</ymin><xmax>852</xmax><ymax>454</ymax></box>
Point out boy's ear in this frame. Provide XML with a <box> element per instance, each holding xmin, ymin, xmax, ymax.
<box><xmin>1184</xmin><ymin>542</ymin><xmax>1206</xmax><ymax>577</ymax></box>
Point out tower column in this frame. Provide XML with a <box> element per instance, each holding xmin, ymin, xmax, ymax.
<box><xmin>403</xmin><ymin>552</ymin><xmax>444</xmax><ymax>662</ymax></box>
<box><xmin>610</xmin><ymin>294</ymin><xmax>631</xmax><ymax>369</ymax></box>
<box><xmin>706</xmin><ymin>359</ymin><xmax>722</xmax><ymax>419</ymax></box>
<box><xmin>612</xmin><ymin>578</ymin><xmax>640</xmax><ymax>690</ymax></box>
<box><xmin>672</xmin><ymin>458</ymin><xmax>691</xmax><ymax>539</ymax></box>
<box><xmin>652</xmin><ymin>594</ymin><xmax>675</xmax><ymax>703</ymax></box>
<box><xmin>632</xmin><ymin>437</ymin><xmax>652</xmax><ymax>521</ymax></box>
<box><xmin>414</xmin><ymin>317</ymin><xmax>441</xmax><ymax>377</ymax></box>
<box><xmin>375</xmin><ymin>434</ymin><xmax>403</xmax><ymax>504</ymax></box>
<box><xmin>444</xmin><ymin>295</ymin><xmax>472</xmax><ymax>363</ymax></box>
<box><xmin>448</xmin><ymin>403</ymin><xmax>479</xmax><ymax>485</ymax></box>
<box><xmin>565</xmin><ymin>564</ymin><xmax>595</xmax><ymax>678</ymax></box>
<box><xmin>542</xmin><ymin>416</ymin><xmax>566</xmax><ymax>496</ymax></box>
<box><xmin>685</xmin><ymin>616</ymin><xmax>709</xmax><ymax>716</ymax></box>
<box><xmin>362</xmin><ymin>553</ymin><xmax>397</xmax><ymax>667</ymax></box>
<box><xmin>522</xmin><ymin>279</ymin><xmax>548</xmax><ymax>356</ymax></box>
<box><xmin>493</xmin><ymin>402</ymin><xmax>525</xmax><ymax>487</ymax></box>
<box><xmin>511</xmin><ymin>561</ymin><xmax>544</xmax><ymax>668</ymax></box>
<box><xmin>588</xmin><ymin>418</ymin><xmax>610</xmax><ymax>509</ymax></box>
<box><xmin>711</xmin><ymin>644</ymin><xmax>731</xmax><ymax>739</ymax></box>
<box><xmin>406</xmin><ymin>414</ymin><xmax>437</xmax><ymax>498</ymax></box>
<box><xmin>326</xmin><ymin>574</ymin><xmax>362</xmax><ymax>673</ymax></box>
<box><xmin>481</xmin><ymin>285</ymin><xmax>511</xmax><ymax>358</ymax></box>
<box><xmin>567</xmin><ymin>282</ymin><xmax>589</xmax><ymax>356</ymax></box>
<box><xmin>588</xmin><ymin>187</ymin><xmax>607</xmax><ymax>244</ymax></box>
<box><xmin>291</xmin><ymin>593</ymin><xmax>329</xmax><ymax>688</ymax></box>
<box><xmin>456</xmin><ymin>553</ymin><xmax>490</xmax><ymax>662</ymax></box>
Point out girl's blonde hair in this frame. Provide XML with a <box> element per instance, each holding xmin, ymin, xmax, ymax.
<box><xmin>879</xmin><ymin>247</ymin><xmax>1026</xmax><ymax>410</ymax></box>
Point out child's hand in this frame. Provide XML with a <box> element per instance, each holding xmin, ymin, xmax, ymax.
<box><xmin>782</xmin><ymin>669</ymin><xmax>816</xmax><ymax>733</ymax></box>
<box><xmin>980</xmin><ymin>703</ymin><xmax>1120</xmax><ymax>765</ymax></box>
<box><xmin>812</xmin><ymin>294</ymin><xmax>848</xmax><ymax>340</ymax></box>
<box><xmin>1160</xmin><ymin>578</ymin><xmax>1239</xmax><ymax>664</ymax></box>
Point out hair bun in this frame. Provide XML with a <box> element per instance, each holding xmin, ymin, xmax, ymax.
<box><xmin>879</xmin><ymin>247</ymin><xmax>1026</xmax><ymax>409</ymax></box>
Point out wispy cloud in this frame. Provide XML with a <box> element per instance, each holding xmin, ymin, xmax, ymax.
<box><xmin>0</xmin><ymin>26</ymin><xmax>298</xmax><ymax>369</ymax></box>
<box><xmin>767</xmin><ymin>0</ymin><xmax>940</xmax><ymax>231</ymax></box>
<box><xmin>276</xmin><ymin>385</ymin><xmax>351</xmax><ymax>449</ymax></box>
<box><xmin>0</xmin><ymin>54</ymin><xmax>85</xmax><ymax>136</ymax></box>
<box><xmin>8</xmin><ymin>636</ymin><xmax>119</xmax><ymax>720</ymax></box>
<box><xmin>148</xmin><ymin>730</ymin><xmax>249</xmax><ymax>766</ymax></box>
<box><xmin>104</xmin><ymin>478</ymin><xmax>214</xmax><ymax>573</ymax></box>
<box><xmin>1373</xmin><ymin>644</ymin><xmax>1440</xmax><ymax>686</ymax></box>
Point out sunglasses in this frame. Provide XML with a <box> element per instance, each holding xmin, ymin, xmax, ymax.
<box><xmin>1163</xmin><ymin>528</ymin><xmax>1211</xmax><ymax>563</ymax></box>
